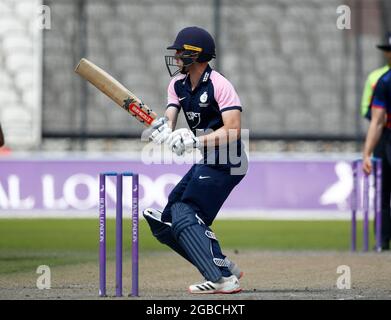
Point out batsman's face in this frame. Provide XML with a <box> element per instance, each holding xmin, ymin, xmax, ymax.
<box><xmin>175</xmin><ymin>50</ymin><xmax>189</xmax><ymax>74</ymax></box>
<box><xmin>175</xmin><ymin>50</ymin><xmax>185</xmax><ymax>67</ymax></box>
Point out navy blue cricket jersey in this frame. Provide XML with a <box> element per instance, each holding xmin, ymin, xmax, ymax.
<box><xmin>167</xmin><ymin>65</ymin><xmax>246</xmax><ymax>170</ymax></box>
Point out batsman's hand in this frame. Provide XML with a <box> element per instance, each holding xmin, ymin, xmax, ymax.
<box><xmin>167</xmin><ymin>128</ymin><xmax>200</xmax><ymax>156</ymax></box>
<box><xmin>149</xmin><ymin>117</ymin><xmax>172</xmax><ymax>144</ymax></box>
<box><xmin>362</xmin><ymin>155</ymin><xmax>372</xmax><ymax>175</ymax></box>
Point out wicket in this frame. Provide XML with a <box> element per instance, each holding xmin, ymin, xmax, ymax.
<box><xmin>351</xmin><ymin>158</ymin><xmax>382</xmax><ymax>252</ymax></box>
<box><xmin>99</xmin><ymin>172</ymin><xmax>139</xmax><ymax>297</ymax></box>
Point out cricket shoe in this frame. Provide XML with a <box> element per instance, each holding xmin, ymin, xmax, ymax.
<box><xmin>188</xmin><ymin>275</ymin><xmax>241</xmax><ymax>294</ymax></box>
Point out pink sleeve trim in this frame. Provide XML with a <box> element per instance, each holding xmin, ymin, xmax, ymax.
<box><xmin>210</xmin><ymin>71</ymin><xmax>242</xmax><ymax>111</ymax></box>
<box><xmin>167</xmin><ymin>75</ymin><xmax>186</xmax><ymax>107</ymax></box>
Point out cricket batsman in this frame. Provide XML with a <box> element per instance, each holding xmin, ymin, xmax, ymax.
<box><xmin>143</xmin><ymin>26</ymin><xmax>247</xmax><ymax>294</ymax></box>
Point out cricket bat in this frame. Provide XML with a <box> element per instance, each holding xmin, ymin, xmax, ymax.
<box><xmin>74</xmin><ymin>58</ymin><xmax>158</xmax><ymax>127</ymax></box>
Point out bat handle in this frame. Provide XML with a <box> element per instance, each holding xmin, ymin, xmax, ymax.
<box><xmin>151</xmin><ymin>116</ymin><xmax>169</xmax><ymax>129</ymax></box>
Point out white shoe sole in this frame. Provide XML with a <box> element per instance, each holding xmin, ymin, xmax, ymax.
<box><xmin>188</xmin><ymin>287</ymin><xmax>242</xmax><ymax>294</ymax></box>
<box><xmin>188</xmin><ymin>275</ymin><xmax>242</xmax><ymax>294</ymax></box>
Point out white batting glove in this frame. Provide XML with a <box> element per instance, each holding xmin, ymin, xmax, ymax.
<box><xmin>167</xmin><ymin>128</ymin><xmax>200</xmax><ymax>156</ymax></box>
<box><xmin>149</xmin><ymin>117</ymin><xmax>172</xmax><ymax>144</ymax></box>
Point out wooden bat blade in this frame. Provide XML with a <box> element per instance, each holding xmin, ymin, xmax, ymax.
<box><xmin>74</xmin><ymin>58</ymin><xmax>158</xmax><ymax>127</ymax></box>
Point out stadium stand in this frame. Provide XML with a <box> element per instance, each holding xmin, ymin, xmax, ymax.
<box><xmin>0</xmin><ymin>0</ymin><xmax>386</xmax><ymax>151</ymax></box>
<box><xmin>0</xmin><ymin>0</ymin><xmax>41</xmax><ymax>148</ymax></box>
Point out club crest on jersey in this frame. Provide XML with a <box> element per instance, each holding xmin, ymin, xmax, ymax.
<box><xmin>199</xmin><ymin>91</ymin><xmax>209</xmax><ymax>108</ymax></box>
<box><xmin>200</xmin><ymin>92</ymin><xmax>208</xmax><ymax>103</ymax></box>
<box><xmin>185</xmin><ymin>112</ymin><xmax>201</xmax><ymax>128</ymax></box>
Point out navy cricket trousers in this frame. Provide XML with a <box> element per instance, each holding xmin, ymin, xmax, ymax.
<box><xmin>162</xmin><ymin>163</ymin><xmax>246</xmax><ymax>226</ymax></box>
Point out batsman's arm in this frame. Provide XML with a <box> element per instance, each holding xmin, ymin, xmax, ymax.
<box><xmin>165</xmin><ymin>106</ymin><xmax>180</xmax><ymax>131</ymax></box>
<box><xmin>362</xmin><ymin>107</ymin><xmax>385</xmax><ymax>174</ymax></box>
<box><xmin>198</xmin><ymin>109</ymin><xmax>241</xmax><ymax>147</ymax></box>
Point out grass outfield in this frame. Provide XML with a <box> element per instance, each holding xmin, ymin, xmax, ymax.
<box><xmin>0</xmin><ymin>219</ymin><xmax>374</xmax><ymax>274</ymax></box>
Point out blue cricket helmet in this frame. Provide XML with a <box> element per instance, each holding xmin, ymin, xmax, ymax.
<box><xmin>167</xmin><ymin>26</ymin><xmax>216</xmax><ymax>62</ymax></box>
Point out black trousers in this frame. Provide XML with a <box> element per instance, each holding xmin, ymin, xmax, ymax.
<box><xmin>374</xmin><ymin>129</ymin><xmax>391</xmax><ymax>244</ymax></box>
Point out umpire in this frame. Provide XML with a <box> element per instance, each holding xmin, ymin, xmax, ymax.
<box><xmin>362</xmin><ymin>33</ymin><xmax>391</xmax><ymax>250</ymax></box>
